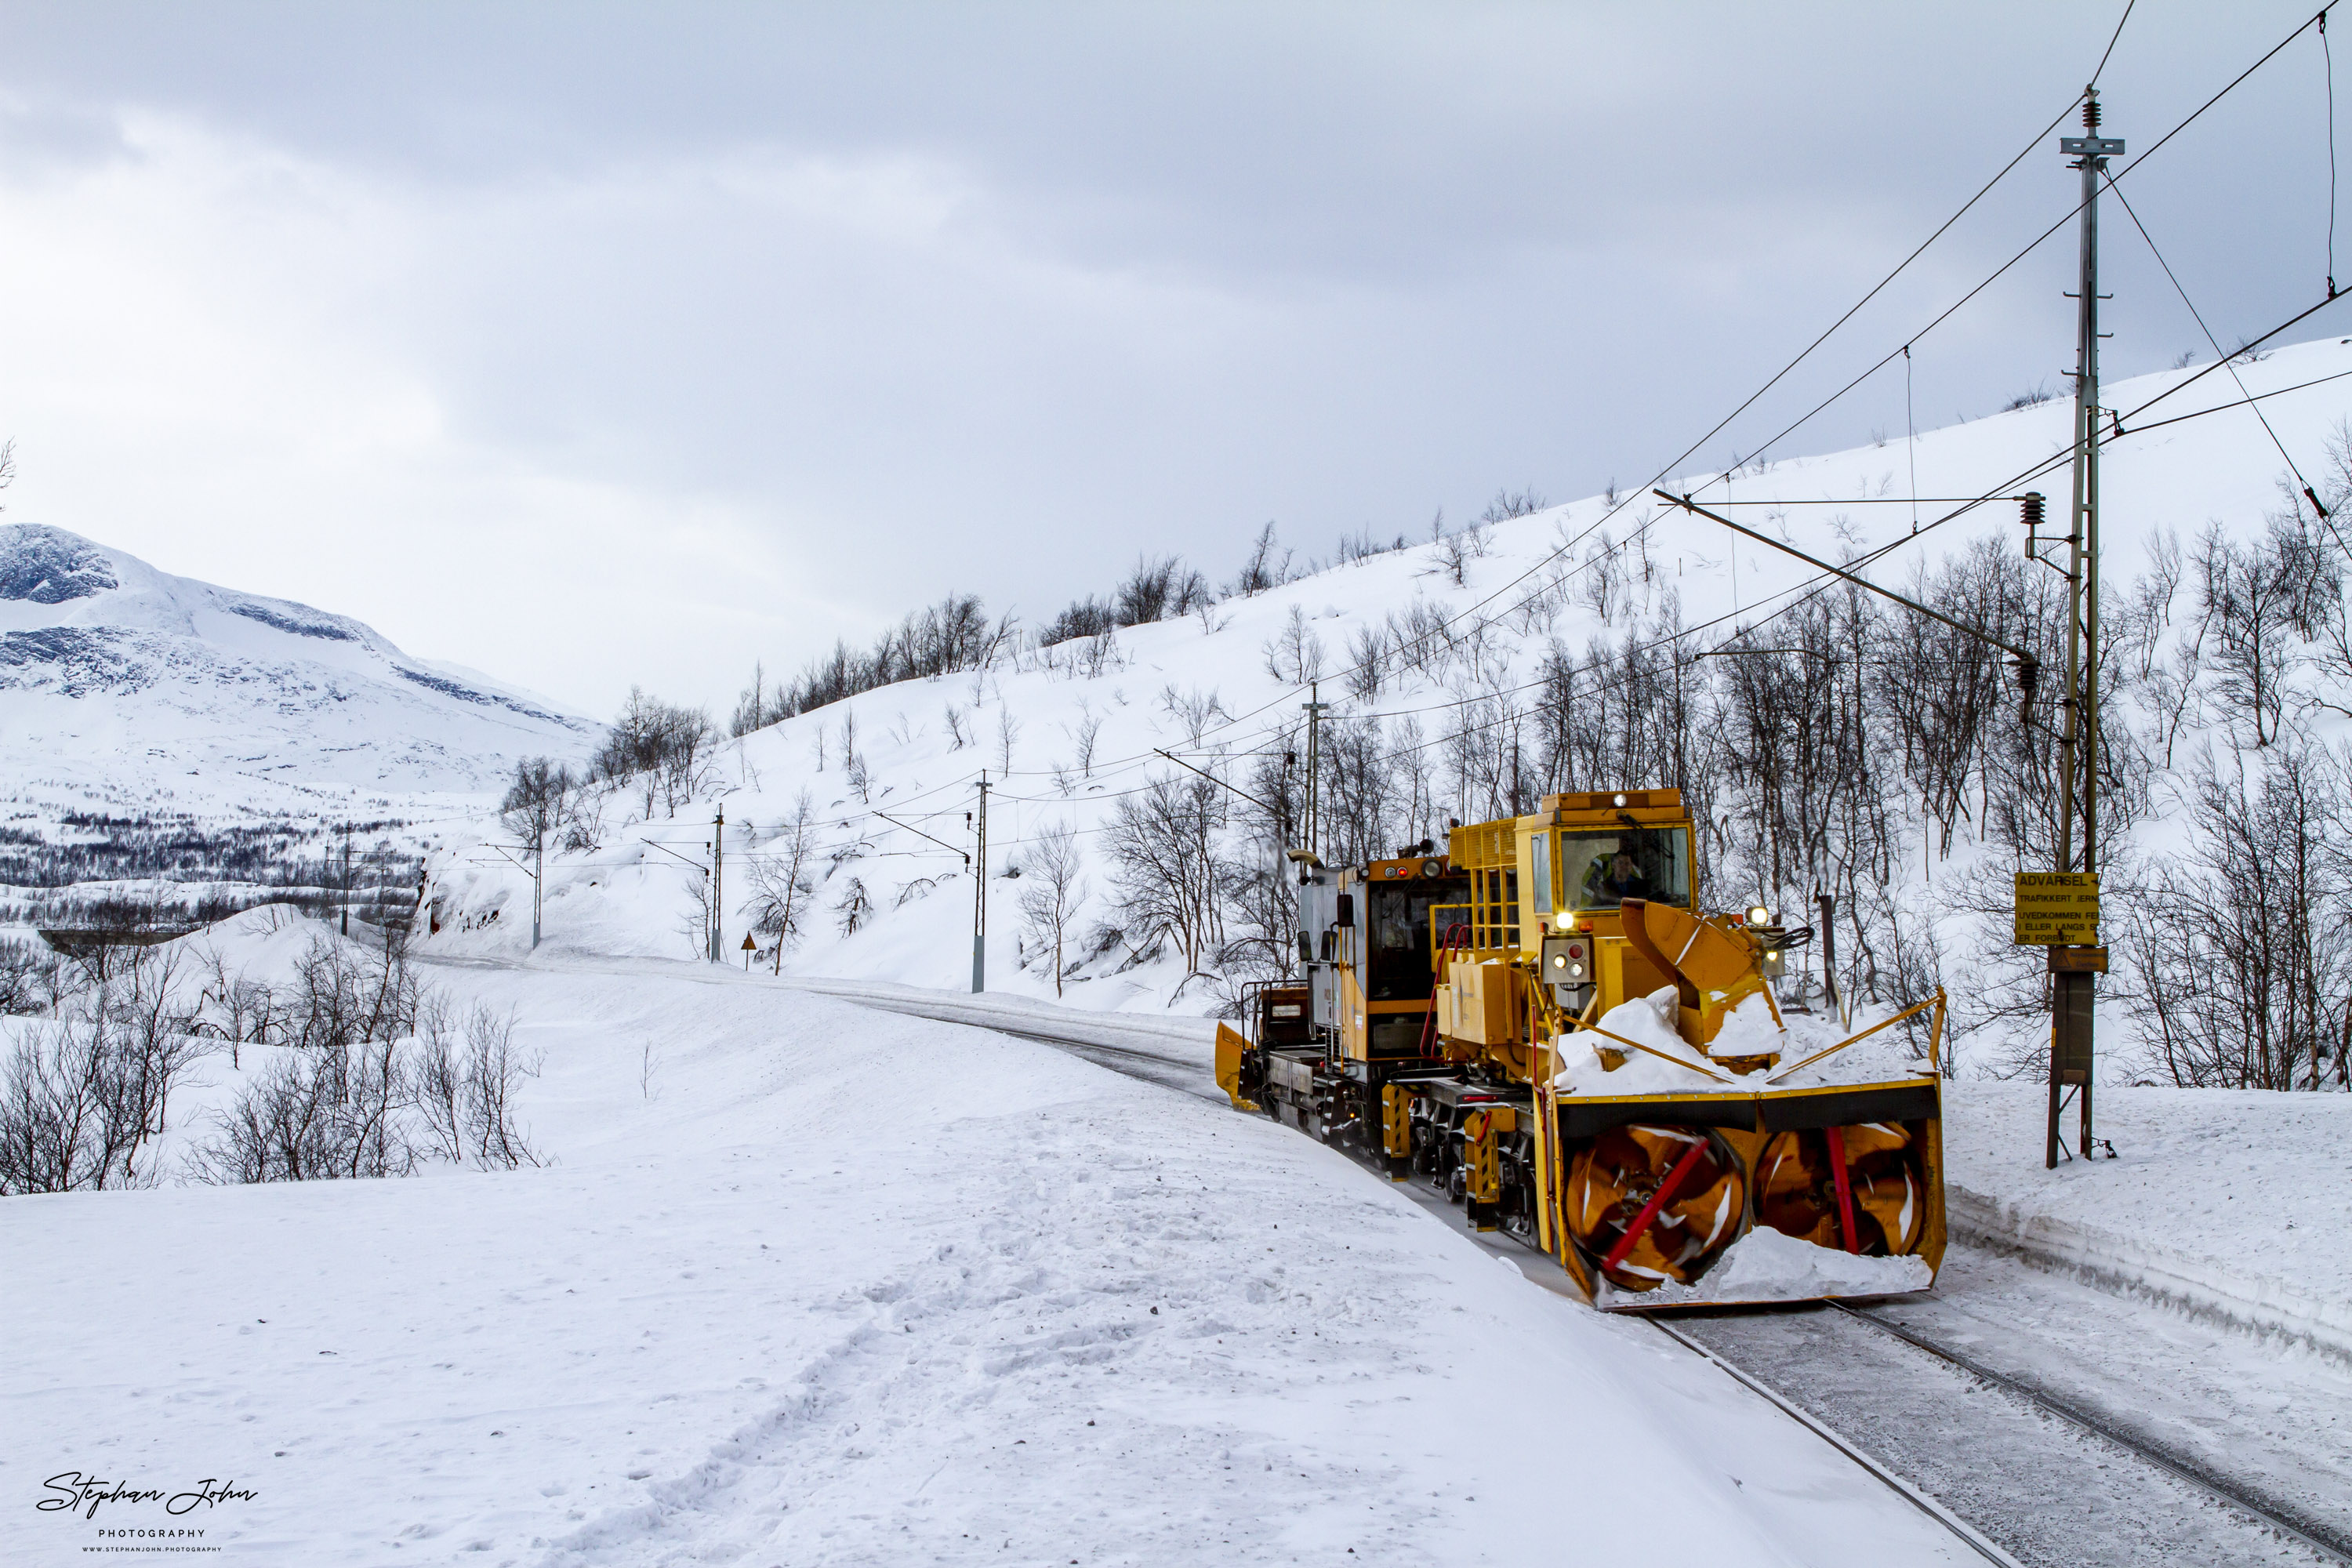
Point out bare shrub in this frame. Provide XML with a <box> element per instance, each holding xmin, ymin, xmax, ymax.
<box><xmin>1229</xmin><ymin>522</ymin><xmax>1294</xmax><ymax>597</ymax></box>
<box><xmin>457</xmin><ymin>1006</ymin><xmax>541</xmax><ymax>1170</ymax></box>
<box><xmin>0</xmin><ymin>1015</ymin><xmax>151</xmax><ymax>1192</ymax></box>
<box><xmin>1262</xmin><ymin>605</ymin><xmax>1326</xmax><ymax>685</ymax></box>
<box><xmin>1481</xmin><ymin>486</ymin><xmax>1547</xmax><ymax>523</ymax></box>
<box><xmin>836</xmin><ymin>876</ymin><xmax>873</xmax><ymax>937</ymax></box>
<box><xmin>1157</xmin><ymin>685</ymin><xmax>1229</xmax><ymax>746</ymax></box>
<box><xmin>0</xmin><ymin>935</ymin><xmax>60</xmax><ymax>1016</ymax></box>
<box><xmin>595</xmin><ymin>688</ymin><xmax>716</xmax><ymax>819</ymax></box>
<box><xmin>1115</xmin><ymin>555</ymin><xmax>1212</xmax><ymax>625</ymax></box>
<box><xmin>1428</xmin><ymin>515</ymin><xmax>1472</xmax><ymax>588</ymax></box>
<box><xmin>0</xmin><ymin>948</ymin><xmax>205</xmax><ymax>1192</ymax></box>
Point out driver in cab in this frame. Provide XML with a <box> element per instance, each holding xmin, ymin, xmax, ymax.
<box><xmin>1586</xmin><ymin>849</ymin><xmax>1650</xmax><ymax>905</ymax></box>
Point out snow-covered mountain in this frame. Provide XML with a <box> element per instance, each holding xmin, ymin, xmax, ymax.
<box><xmin>0</xmin><ymin>524</ymin><xmax>593</xmax><ymax>809</ymax></box>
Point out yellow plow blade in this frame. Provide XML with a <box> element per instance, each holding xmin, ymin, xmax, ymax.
<box><xmin>1214</xmin><ymin>1022</ymin><xmax>1258</xmax><ymax>1111</ymax></box>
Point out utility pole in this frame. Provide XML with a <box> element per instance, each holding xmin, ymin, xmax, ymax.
<box><xmin>339</xmin><ymin>821</ymin><xmax>351</xmax><ymax>937</ymax></box>
<box><xmin>710</xmin><ymin>805</ymin><xmax>724</xmax><ymax>962</ymax></box>
<box><xmin>2048</xmin><ymin>90</ymin><xmax>2123</xmax><ymax>1169</ymax></box>
<box><xmin>971</xmin><ymin>773</ymin><xmax>989</xmax><ymax>993</ymax></box>
<box><xmin>1301</xmin><ymin>684</ymin><xmax>1330</xmax><ymax>862</ymax></box>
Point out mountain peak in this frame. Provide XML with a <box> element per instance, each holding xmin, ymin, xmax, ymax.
<box><xmin>0</xmin><ymin>524</ymin><xmax>120</xmax><ymax>605</ymax></box>
<box><xmin>0</xmin><ymin>522</ymin><xmax>593</xmax><ymax>804</ymax></box>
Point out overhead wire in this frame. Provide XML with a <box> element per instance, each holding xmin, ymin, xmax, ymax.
<box><xmin>2100</xmin><ymin>170</ymin><xmax>2347</xmax><ymax>542</ymax></box>
<box><xmin>538</xmin><ymin>5</ymin><xmax>2342</xmax><ymax>874</ymax></box>
<box><xmin>1171</xmin><ymin>349</ymin><xmax>2352</xmax><ymax>764</ymax></box>
<box><xmin>1678</xmin><ymin>4</ymin><xmax>2341</xmax><ymax>501</ymax></box>
<box><xmin>2328</xmin><ymin>8</ymin><xmax>2340</xmax><ymax>296</ymax></box>
<box><xmin>1098</xmin><ymin>3</ymin><xmax>2332</xmax><ymax>760</ymax></box>
<box><xmin>1059</xmin><ymin>75</ymin><xmax>2105</xmax><ymax>768</ymax></box>
<box><xmin>2090</xmin><ymin>0</ymin><xmax>2138</xmax><ymax>89</ymax></box>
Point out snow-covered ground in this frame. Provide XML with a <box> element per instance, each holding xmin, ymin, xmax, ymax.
<box><xmin>5</xmin><ymin>944</ymin><xmax>1989</xmax><ymax>1566</ymax></box>
<box><xmin>1942</xmin><ymin>1080</ymin><xmax>2352</xmax><ymax>1362</ymax></box>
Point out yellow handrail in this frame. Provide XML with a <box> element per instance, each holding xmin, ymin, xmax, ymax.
<box><xmin>1564</xmin><ymin>1021</ymin><xmax>1736</xmax><ymax>1083</ymax></box>
<box><xmin>1763</xmin><ymin>990</ymin><xmax>1945</xmax><ymax>1085</ymax></box>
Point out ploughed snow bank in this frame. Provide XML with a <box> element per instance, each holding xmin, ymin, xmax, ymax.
<box><xmin>2</xmin><ymin>955</ymin><xmax>1978</xmax><ymax>1566</ymax></box>
<box><xmin>1940</xmin><ymin>1079</ymin><xmax>2352</xmax><ymax>1362</ymax></box>
<box><xmin>1617</xmin><ymin>1227</ymin><xmax>1936</xmax><ymax>1309</ymax></box>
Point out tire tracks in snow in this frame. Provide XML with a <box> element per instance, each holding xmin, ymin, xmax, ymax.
<box><xmin>530</xmin><ymin>1015</ymin><xmax>1455</xmax><ymax>1567</ymax></box>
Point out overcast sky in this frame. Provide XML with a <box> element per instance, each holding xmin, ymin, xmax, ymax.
<box><xmin>2</xmin><ymin>2</ymin><xmax>2344</xmax><ymax>718</ymax></box>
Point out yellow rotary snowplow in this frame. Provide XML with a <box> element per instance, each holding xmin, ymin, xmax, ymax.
<box><xmin>1224</xmin><ymin>789</ymin><xmax>1947</xmax><ymax>1309</ymax></box>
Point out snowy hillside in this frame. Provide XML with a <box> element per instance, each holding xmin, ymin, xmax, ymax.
<box><xmin>0</xmin><ymin>524</ymin><xmax>597</xmax><ymax>921</ymax></box>
<box><xmin>423</xmin><ymin>336</ymin><xmax>2352</xmax><ymax>1075</ymax></box>
<box><xmin>0</xmin><ymin>524</ymin><xmax>594</xmax><ymax>804</ymax></box>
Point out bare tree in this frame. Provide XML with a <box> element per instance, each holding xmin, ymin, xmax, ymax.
<box><xmin>595</xmin><ymin>688</ymin><xmax>715</xmax><ymax>819</ymax></box>
<box><xmin>835</xmin><ymin>876</ymin><xmax>873</xmax><ymax>937</ymax></box>
<box><xmin>1068</xmin><ymin>703</ymin><xmax>1105</xmax><ymax>775</ymax></box>
<box><xmin>747</xmin><ymin>792</ymin><xmax>821</xmax><ymax>973</ymax></box>
<box><xmin>2196</xmin><ymin>518</ymin><xmax>2307</xmax><ymax>747</ymax></box>
<box><xmin>1262</xmin><ymin>604</ymin><xmax>1326</xmax><ymax>684</ymax></box>
<box><xmin>1345</xmin><ymin>625</ymin><xmax>1385</xmax><ymax>702</ymax></box>
<box><xmin>1229</xmin><ymin>521</ymin><xmax>1294</xmax><ymax>597</ymax></box>
<box><xmin>1104</xmin><ymin>774</ymin><xmax>1228</xmax><ymax>975</ymax></box>
<box><xmin>996</xmin><ymin>708</ymin><xmax>1022</xmax><ymax>774</ymax></box>
<box><xmin>1018</xmin><ymin>822</ymin><xmax>1087</xmax><ymax>996</ymax></box>
<box><xmin>499</xmin><ymin>757</ymin><xmax>575</xmax><ymax>848</ymax></box>
<box><xmin>2118</xmin><ymin>739</ymin><xmax>2350</xmax><ymax>1090</ymax></box>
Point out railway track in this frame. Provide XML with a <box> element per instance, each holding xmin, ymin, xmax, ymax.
<box><xmin>1820</xmin><ymin>1299</ymin><xmax>2351</xmax><ymax>1565</ymax></box>
<box><xmin>846</xmin><ymin>990</ymin><xmax>2351</xmax><ymax>1568</ymax></box>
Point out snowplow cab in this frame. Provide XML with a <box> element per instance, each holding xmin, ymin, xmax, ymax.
<box><xmin>1226</xmin><ymin>852</ymin><xmax>1472</xmax><ymax>1154</ymax></box>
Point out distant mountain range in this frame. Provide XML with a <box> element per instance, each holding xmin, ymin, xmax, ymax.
<box><xmin>0</xmin><ymin>524</ymin><xmax>594</xmax><ymax>813</ymax></box>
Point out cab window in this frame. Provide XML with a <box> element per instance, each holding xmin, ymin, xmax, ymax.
<box><xmin>1367</xmin><ymin>884</ymin><xmax>1454</xmax><ymax>1000</ymax></box>
<box><xmin>1560</xmin><ymin>829</ymin><xmax>1690</xmax><ymax>910</ymax></box>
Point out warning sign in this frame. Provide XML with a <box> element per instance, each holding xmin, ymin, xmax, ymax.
<box><xmin>2015</xmin><ymin>872</ymin><xmax>2099</xmax><ymax>946</ymax></box>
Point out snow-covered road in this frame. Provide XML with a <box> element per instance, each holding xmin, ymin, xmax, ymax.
<box><xmin>5</xmin><ymin>955</ymin><xmax>1982</xmax><ymax>1566</ymax></box>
